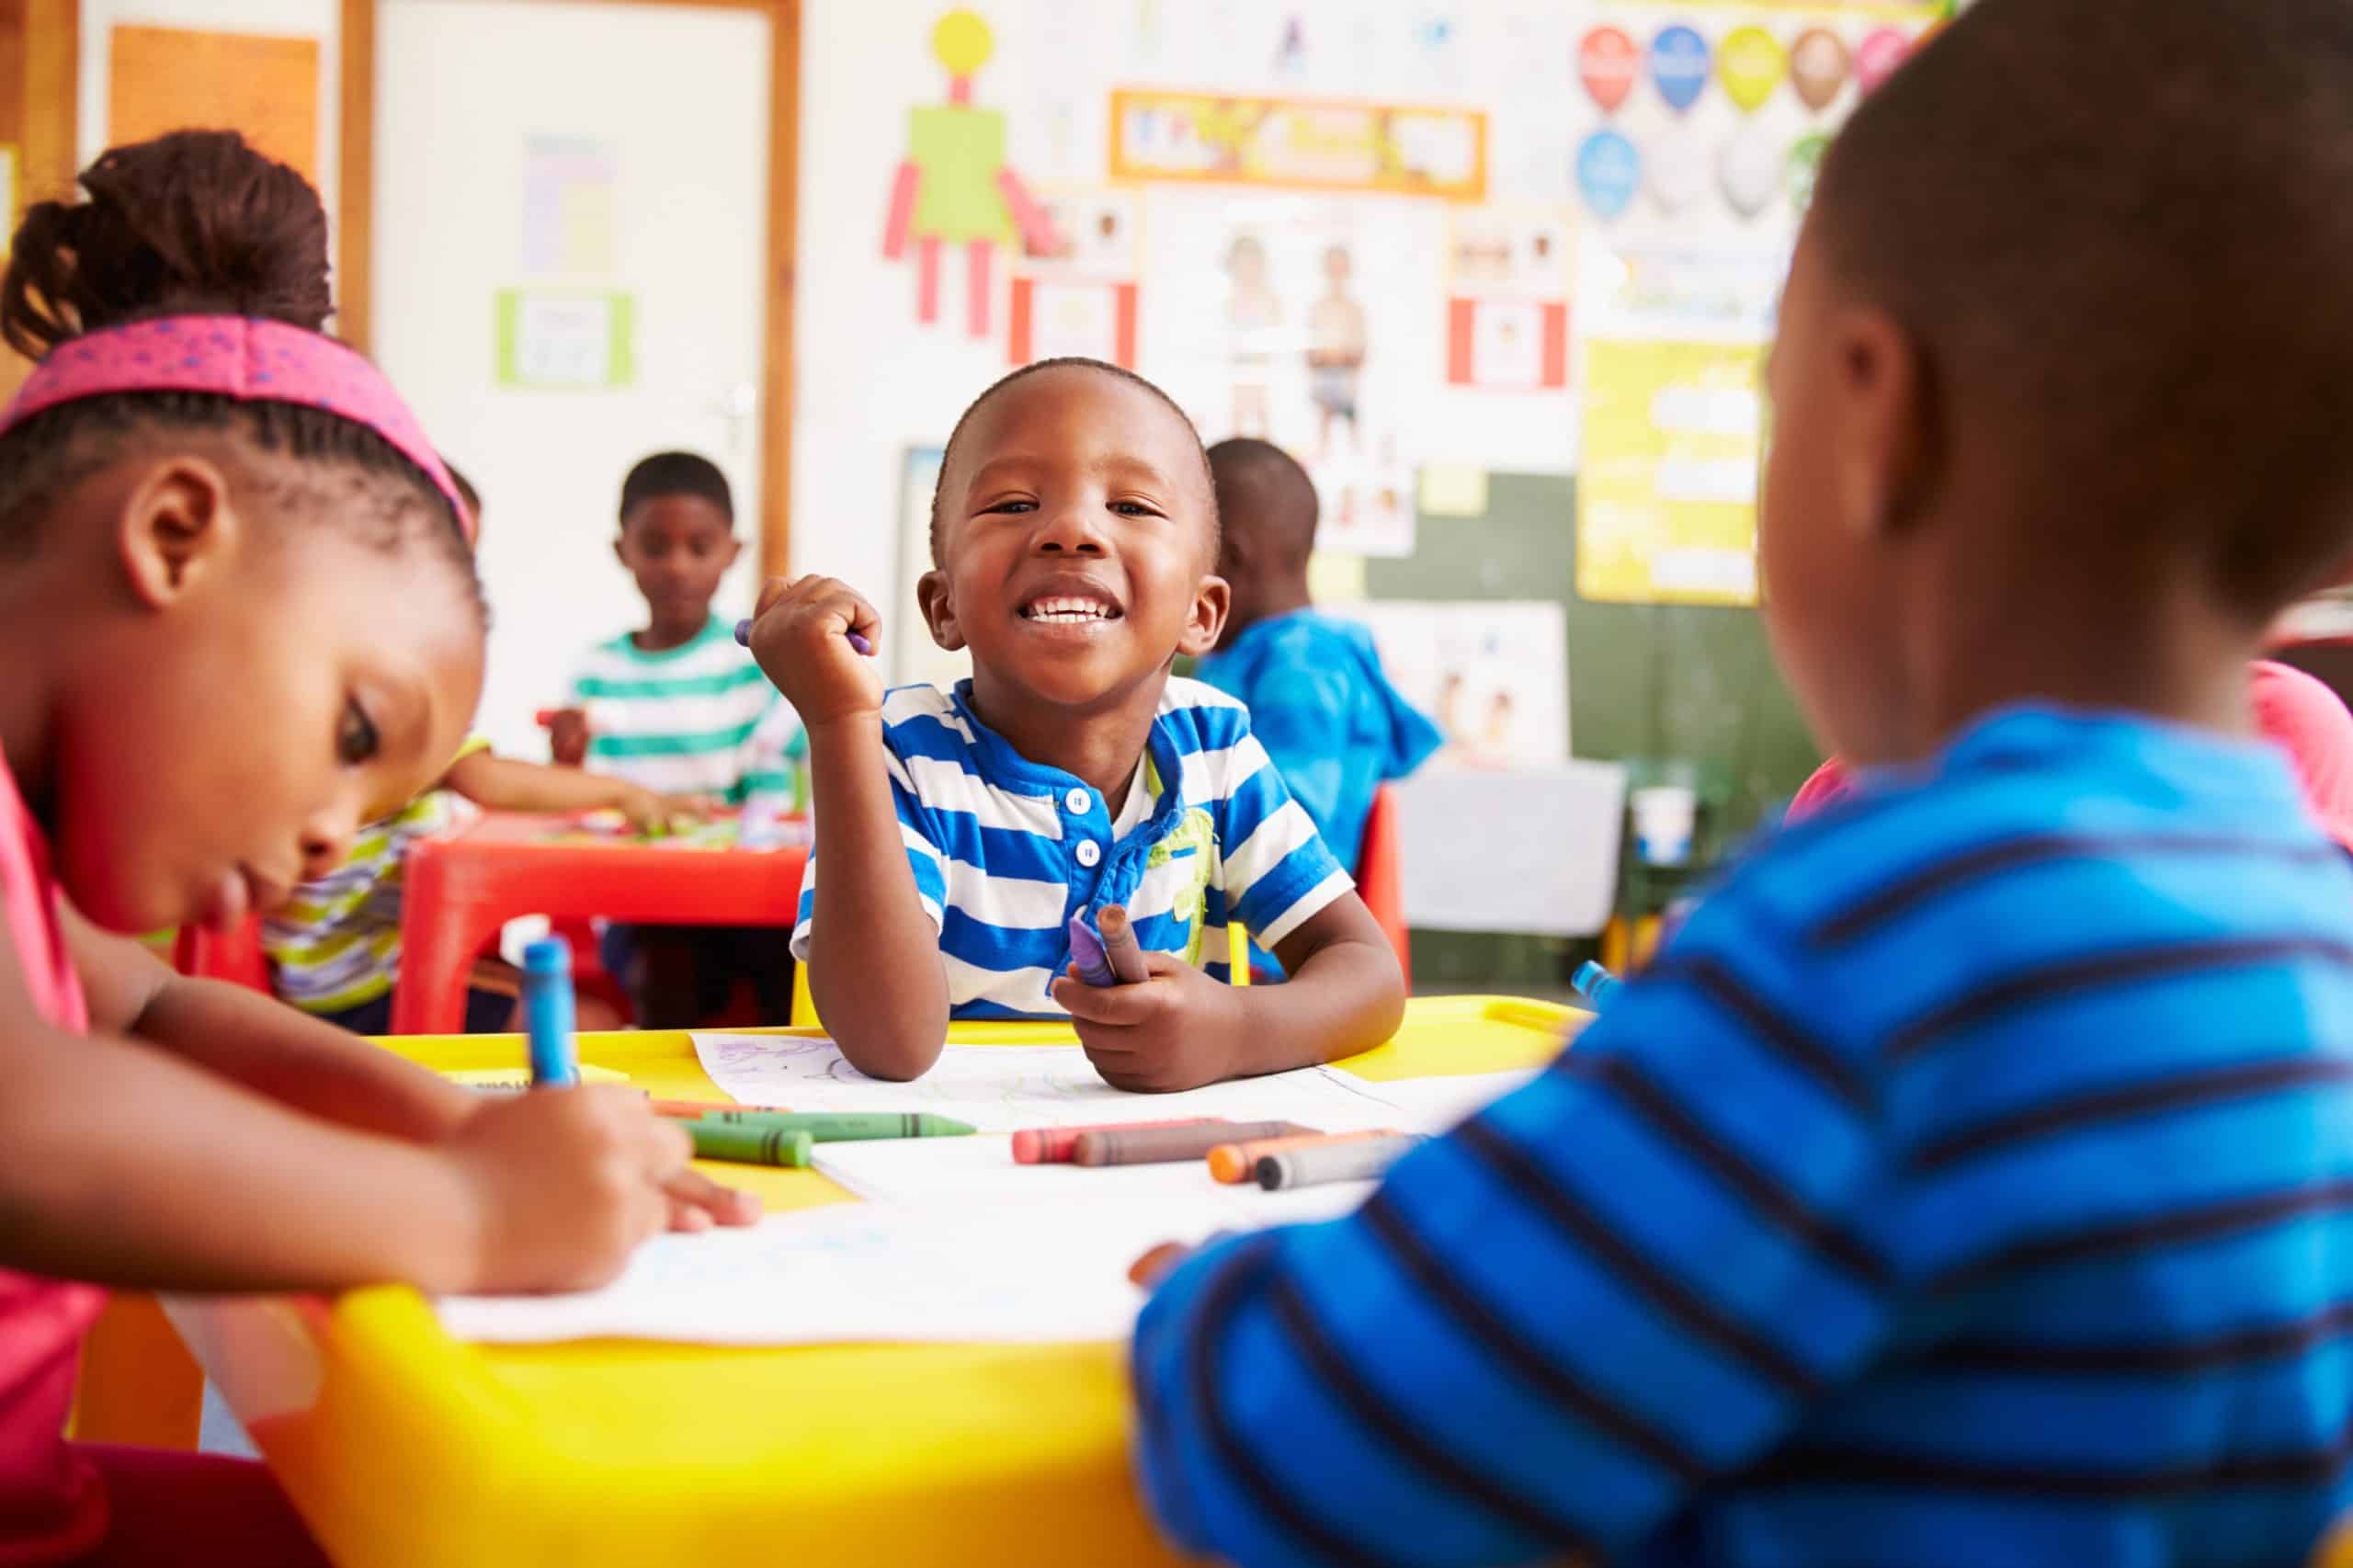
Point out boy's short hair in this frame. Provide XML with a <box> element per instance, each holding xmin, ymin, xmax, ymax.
<box><xmin>928</xmin><ymin>357</ymin><xmax>1216</xmax><ymax>566</ymax></box>
<box><xmin>620</xmin><ymin>451</ymin><xmax>733</xmax><ymax>527</ymax></box>
<box><xmin>1813</xmin><ymin>0</ymin><xmax>2353</xmax><ymax>619</ymax></box>
<box><xmin>1208</xmin><ymin>437</ymin><xmax>1318</xmax><ymax>569</ymax></box>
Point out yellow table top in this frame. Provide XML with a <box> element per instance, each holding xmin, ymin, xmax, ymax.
<box><xmin>174</xmin><ymin>997</ymin><xmax>1575</xmax><ymax>1568</ymax></box>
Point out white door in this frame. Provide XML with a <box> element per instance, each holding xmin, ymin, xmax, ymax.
<box><xmin>372</xmin><ymin>0</ymin><xmax>771</xmax><ymax>759</ymax></box>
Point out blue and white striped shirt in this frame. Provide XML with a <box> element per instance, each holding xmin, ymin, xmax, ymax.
<box><xmin>790</xmin><ymin>677</ymin><xmax>1351</xmax><ymax>1019</ymax></box>
<box><xmin>1133</xmin><ymin>707</ymin><xmax>2353</xmax><ymax>1567</ymax></box>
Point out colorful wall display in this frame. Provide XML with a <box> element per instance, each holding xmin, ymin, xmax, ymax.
<box><xmin>1108</xmin><ymin>89</ymin><xmax>1488</xmax><ymax>201</ymax></box>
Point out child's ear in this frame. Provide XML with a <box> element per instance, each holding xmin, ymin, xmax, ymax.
<box><xmin>721</xmin><ymin>534</ymin><xmax>744</xmax><ymax>570</ymax></box>
<box><xmin>1177</xmin><ymin>574</ymin><xmax>1232</xmax><ymax>658</ymax></box>
<box><xmin>1833</xmin><ymin>304</ymin><xmax>1936</xmax><ymax>542</ymax></box>
<box><xmin>116</xmin><ymin>456</ymin><xmax>238</xmax><ymax>608</ymax></box>
<box><xmin>611</xmin><ymin>535</ymin><xmax>630</xmax><ymax>571</ymax></box>
<box><xmin>916</xmin><ymin>568</ymin><xmax>965</xmax><ymax>651</ymax></box>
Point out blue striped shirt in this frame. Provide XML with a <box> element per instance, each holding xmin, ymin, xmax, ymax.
<box><xmin>1132</xmin><ymin>707</ymin><xmax>2353</xmax><ymax>1566</ymax></box>
<box><xmin>790</xmin><ymin>677</ymin><xmax>1350</xmax><ymax>1019</ymax></box>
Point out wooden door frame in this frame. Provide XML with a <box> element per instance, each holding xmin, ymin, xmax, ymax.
<box><xmin>340</xmin><ymin>0</ymin><xmax>801</xmax><ymax>581</ymax></box>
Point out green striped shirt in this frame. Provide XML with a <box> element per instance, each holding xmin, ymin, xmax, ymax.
<box><xmin>570</xmin><ymin>615</ymin><xmax>803</xmax><ymax>803</ymax></box>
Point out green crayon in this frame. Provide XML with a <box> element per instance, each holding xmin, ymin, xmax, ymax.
<box><xmin>693</xmin><ymin>1111</ymin><xmax>976</xmax><ymax>1142</ymax></box>
<box><xmin>688</xmin><ymin>1122</ymin><xmax>816</xmax><ymax>1168</ymax></box>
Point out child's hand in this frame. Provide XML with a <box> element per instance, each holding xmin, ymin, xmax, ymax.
<box><xmin>615</xmin><ymin>785</ymin><xmax>724</xmax><ymax>835</ymax></box>
<box><xmin>1051</xmin><ymin>953</ymin><xmax>1242</xmax><ymax>1093</ymax></box>
<box><xmin>543</xmin><ymin>708</ymin><xmax>590</xmax><ymax>767</ymax></box>
<box><xmin>744</xmin><ymin>575</ymin><xmax>883</xmax><ymax>729</ymax></box>
<box><xmin>447</xmin><ymin>1086</ymin><xmax>694</xmax><ymax>1292</ymax></box>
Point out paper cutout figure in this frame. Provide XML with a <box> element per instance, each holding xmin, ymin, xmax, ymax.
<box><xmin>881</xmin><ymin>9</ymin><xmax>1060</xmax><ymax>336</ymax></box>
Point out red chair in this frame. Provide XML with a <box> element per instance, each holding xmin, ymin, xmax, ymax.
<box><xmin>1358</xmin><ymin>785</ymin><xmax>1411</xmax><ymax>991</ymax></box>
<box><xmin>171</xmin><ymin>917</ymin><xmax>269</xmax><ymax>992</ymax></box>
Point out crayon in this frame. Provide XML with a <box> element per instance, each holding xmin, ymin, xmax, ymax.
<box><xmin>1073</xmin><ymin>1119</ymin><xmax>1306</xmax><ymax>1167</ymax></box>
<box><xmin>1256</xmin><ymin>1133</ymin><xmax>1425</xmax><ymax>1191</ymax></box>
<box><xmin>694</xmin><ymin>1110</ymin><xmax>975</xmax><ymax>1141</ymax></box>
<box><xmin>519</xmin><ymin>937</ymin><xmax>577</xmax><ymax>1087</ymax></box>
<box><xmin>1207</xmin><ymin>1128</ymin><xmax>1404</xmax><ymax>1185</ymax></box>
<box><xmin>1096</xmin><ymin>904</ymin><xmax>1151</xmax><ymax>984</ymax></box>
<box><xmin>688</xmin><ymin>1121</ymin><xmax>816</xmax><ymax>1168</ymax></box>
<box><xmin>1067</xmin><ymin>913</ymin><xmax>1119</xmax><ymax>987</ymax></box>
<box><xmin>1572</xmin><ymin>960</ymin><xmax>1623</xmax><ymax>1011</ymax></box>
<box><xmin>1013</xmin><ymin>1118</ymin><xmax>1217</xmax><ymax>1165</ymax></box>
<box><xmin>650</xmin><ymin>1097</ymin><xmax>791</xmax><ymax>1120</ymax></box>
<box><xmin>735</xmin><ymin>617</ymin><xmax>874</xmax><ymax>657</ymax></box>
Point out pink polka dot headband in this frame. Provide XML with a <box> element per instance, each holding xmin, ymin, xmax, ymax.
<box><xmin>0</xmin><ymin>314</ymin><xmax>469</xmax><ymax>540</ymax></box>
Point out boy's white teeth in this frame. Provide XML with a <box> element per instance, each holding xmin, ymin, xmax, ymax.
<box><xmin>1026</xmin><ymin>597</ymin><xmax>1117</xmax><ymax>622</ymax></box>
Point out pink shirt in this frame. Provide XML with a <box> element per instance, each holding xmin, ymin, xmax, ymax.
<box><xmin>0</xmin><ymin>742</ymin><xmax>107</xmax><ymax>1564</ymax></box>
<box><xmin>1788</xmin><ymin>662</ymin><xmax>2353</xmax><ymax>849</ymax></box>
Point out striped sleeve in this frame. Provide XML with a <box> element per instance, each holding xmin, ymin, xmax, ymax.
<box><xmin>1130</xmin><ymin>904</ymin><xmax>1899</xmax><ymax>1565</ymax></box>
<box><xmin>1211</xmin><ymin>729</ymin><xmax>1349</xmax><ymax>950</ymax></box>
<box><xmin>790</xmin><ymin>747</ymin><xmax>949</xmax><ymax>962</ymax></box>
<box><xmin>737</xmin><ymin>690</ymin><xmax>804</xmax><ymax>801</ymax></box>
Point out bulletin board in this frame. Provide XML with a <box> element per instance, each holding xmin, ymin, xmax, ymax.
<box><xmin>108</xmin><ymin>26</ymin><xmax>321</xmax><ymax>185</ymax></box>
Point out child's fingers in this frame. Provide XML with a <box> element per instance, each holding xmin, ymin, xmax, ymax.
<box><xmin>1051</xmin><ymin>972</ymin><xmax>1165</xmax><ymax>1025</ymax></box>
<box><xmin>1097</xmin><ymin>905</ymin><xmax>1152</xmax><ymax>984</ymax></box>
<box><xmin>1129</xmin><ymin>1241</ymin><xmax>1193</xmax><ymax>1288</ymax></box>
<box><xmin>665</xmin><ymin>1167</ymin><xmax>761</xmax><ymax>1229</ymax></box>
<box><xmin>754</xmin><ymin>574</ymin><xmax>795</xmax><ymax>617</ymax></box>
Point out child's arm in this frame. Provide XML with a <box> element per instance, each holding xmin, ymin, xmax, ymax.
<box><xmin>443</xmin><ymin>749</ymin><xmax>720</xmax><ymax>833</ymax></box>
<box><xmin>65</xmin><ymin>913</ymin><xmax>755</xmax><ymax>1229</ymax></box>
<box><xmin>1051</xmin><ymin>895</ymin><xmax>1403</xmax><ymax>1092</ymax></box>
<box><xmin>1128</xmin><ymin>960</ymin><xmax>1893</xmax><ymax>1565</ymax></box>
<box><xmin>0</xmin><ymin>928</ymin><xmax>710</xmax><ymax>1294</ymax></box>
<box><xmin>69</xmin><ymin>907</ymin><xmax>475</xmax><ymax>1141</ymax></box>
<box><xmin>743</xmin><ymin>575</ymin><xmax>948</xmax><ymax>1079</ymax></box>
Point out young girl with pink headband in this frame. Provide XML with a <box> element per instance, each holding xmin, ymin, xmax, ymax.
<box><xmin>0</xmin><ymin>131</ymin><xmax>754</xmax><ymax>1565</ymax></box>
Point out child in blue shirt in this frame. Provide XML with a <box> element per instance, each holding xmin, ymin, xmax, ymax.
<box><xmin>1196</xmin><ymin>437</ymin><xmax>1440</xmax><ymax>879</ymax></box>
<box><xmin>745</xmin><ymin>358</ymin><xmax>1406</xmax><ymax>1089</ymax></box>
<box><xmin>1130</xmin><ymin>2</ymin><xmax>2353</xmax><ymax>1563</ymax></box>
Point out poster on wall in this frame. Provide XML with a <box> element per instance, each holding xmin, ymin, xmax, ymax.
<box><xmin>1444</xmin><ymin>204</ymin><xmax>1574</xmax><ymax>392</ymax></box>
<box><xmin>1566</xmin><ymin>2</ymin><xmax>1943</xmax><ymax>605</ymax></box>
<box><xmin>520</xmin><ymin>137</ymin><xmax>618</xmax><ymax>276</ymax></box>
<box><xmin>1008</xmin><ymin>187</ymin><xmax>1141</xmax><ymax>367</ymax></box>
<box><xmin>1336</xmin><ymin>600</ymin><xmax>1571</xmax><ymax>766</ymax></box>
<box><xmin>1110</xmin><ymin>89</ymin><xmax>1488</xmax><ymax>201</ymax></box>
<box><xmin>1140</xmin><ymin>189</ymin><xmax>1443</xmax><ymax>559</ymax></box>
<box><xmin>494</xmin><ymin>290</ymin><xmax>636</xmax><ymax>390</ymax></box>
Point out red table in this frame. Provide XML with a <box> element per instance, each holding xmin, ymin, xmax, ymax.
<box><xmin>390</xmin><ymin>812</ymin><xmax>809</xmax><ymax>1035</ymax></box>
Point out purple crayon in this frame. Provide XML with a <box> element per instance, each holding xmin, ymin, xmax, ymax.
<box><xmin>736</xmin><ymin>617</ymin><xmax>872</xmax><ymax>656</ymax></box>
<box><xmin>1067</xmin><ymin>913</ymin><xmax>1119</xmax><ymax>987</ymax></box>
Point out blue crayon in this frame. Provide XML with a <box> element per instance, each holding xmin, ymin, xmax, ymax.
<box><xmin>520</xmin><ymin>937</ymin><xmax>579</xmax><ymax>1085</ymax></box>
<box><xmin>735</xmin><ymin>617</ymin><xmax>872</xmax><ymax>657</ymax></box>
<box><xmin>1572</xmin><ymin>960</ymin><xmax>1622</xmax><ymax>1012</ymax></box>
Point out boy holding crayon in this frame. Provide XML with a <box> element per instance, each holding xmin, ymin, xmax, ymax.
<box><xmin>743</xmin><ymin>358</ymin><xmax>1405</xmax><ymax>1089</ymax></box>
<box><xmin>1130</xmin><ymin>2</ymin><xmax>2353</xmax><ymax>1561</ymax></box>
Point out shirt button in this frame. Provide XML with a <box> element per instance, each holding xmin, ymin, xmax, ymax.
<box><xmin>1074</xmin><ymin>840</ymin><xmax>1102</xmax><ymax>868</ymax></box>
<box><xmin>1064</xmin><ymin>787</ymin><xmax>1092</xmax><ymax>814</ymax></box>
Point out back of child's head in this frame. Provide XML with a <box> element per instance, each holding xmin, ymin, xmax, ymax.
<box><xmin>0</xmin><ymin>131</ymin><xmax>475</xmax><ymax>596</ymax></box>
<box><xmin>928</xmin><ymin>357</ymin><xmax>1214</xmax><ymax>568</ymax></box>
<box><xmin>0</xmin><ymin>131</ymin><xmax>487</xmax><ymax>933</ymax></box>
<box><xmin>1809</xmin><ymin>0</ymin><xmax>2353</xmax><ymax>621</ymax></box>
<box><xmin>620</xmin><ymin>450</ymin><xmax>732</xmax><ymax>528</ymax></box>
<box><xmin>1208</xmin><ymin>437</ymin><xmax>1317</xmax><ymax>574</ymax></box>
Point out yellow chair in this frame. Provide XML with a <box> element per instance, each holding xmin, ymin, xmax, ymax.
<box><xmin>2313</xmin><ymin>1519</ymin><xmax>2353</xmax><ymax>1568</ymax></box>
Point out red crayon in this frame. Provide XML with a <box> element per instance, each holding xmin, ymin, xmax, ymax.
<box><xmin>1012</xmin><ymin>1118</ymin><xmax>1218</xmax><ymax>1165</ymax></box>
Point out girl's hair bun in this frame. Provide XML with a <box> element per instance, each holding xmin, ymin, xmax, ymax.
<box><xmin>1</xmin><ymin>130</ymin><xmax>332</xmax><ymax>359</ymax></box>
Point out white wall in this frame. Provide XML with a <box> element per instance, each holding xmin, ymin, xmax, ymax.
<box><xmin>372</xmin><ymin>0</ymin><xmax>771</xmax><ymax>759</ymax></box>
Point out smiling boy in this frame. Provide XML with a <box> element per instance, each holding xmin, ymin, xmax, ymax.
<box><xmin>743</xmin><ymin>358</ymin><xmax>1405</xmax><ymax>1086</ymax></box>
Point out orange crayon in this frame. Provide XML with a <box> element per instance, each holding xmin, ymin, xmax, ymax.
<box><xmin>649</xmin><ymin>1096</ymin><xmax>791</xmax><ymax>1120</ymax></box>
<box><xmin>1207</xmin><ymin>1128</ymin><xmax>1404</xmax><ymax>1185</ymax></box>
